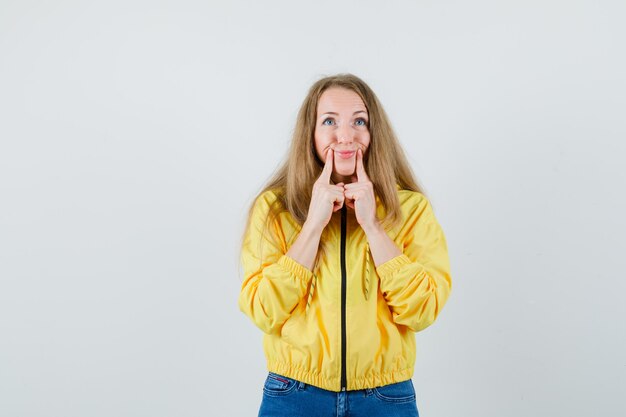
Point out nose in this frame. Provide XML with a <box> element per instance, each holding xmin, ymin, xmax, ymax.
<box><xmin>336</xmin><ymin>124</ymin><xmax>355</xmax><ymax>144</ymax></box>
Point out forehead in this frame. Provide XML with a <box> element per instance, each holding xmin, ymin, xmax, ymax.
<box><xmin>317</xmin><ymin>87</ymin><xmax>367</xmax><ymax>113</ymax></box>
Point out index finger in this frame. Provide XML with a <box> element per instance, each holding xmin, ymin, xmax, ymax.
<box><xmin>355</xmin><ymin>148</ymin><xmax>369</xmax><ymax>182</ymax></box>
<box><xmin>319</xmin><ymin>148</ymin><xmax>334</xmax><ymax>183</ymax></box>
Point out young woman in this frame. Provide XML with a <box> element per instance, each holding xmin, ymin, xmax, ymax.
<box><xmin>238</xmin><ymin>73</ymin><xmax>452</xmax><ymax>417</ymax></box>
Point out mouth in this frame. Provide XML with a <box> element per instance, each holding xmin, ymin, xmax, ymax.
<box><xmin>336</xmin><ymin>150</ymin><xmax>356</xmax><ymax>159</ymax></box>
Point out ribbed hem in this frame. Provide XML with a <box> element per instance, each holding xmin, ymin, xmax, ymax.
<box><xmin>277</xmin><ymin>254</ymin><xmax>313</xmax><ymax>283</ymax></box>
<box><xmin>375</xmin><ymin>254</ymin><xmax>413</xmax><ymax>280</ymax></box>
<box><xmin>267</xmin><ymin>360</ymin><xmax>414</xmax><ymax>392</ymax></box>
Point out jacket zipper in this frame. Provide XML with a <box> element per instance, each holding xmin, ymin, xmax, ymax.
<box><xmin>340</xmin><ymin>205</ymin><xmax>347</xmax><ymax>391</ymax></box>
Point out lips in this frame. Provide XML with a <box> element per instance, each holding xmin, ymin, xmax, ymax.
<box><xmin>336</xmin><ymin>150</ymin><xmax>355</xmax><ymax>159</ymax></box>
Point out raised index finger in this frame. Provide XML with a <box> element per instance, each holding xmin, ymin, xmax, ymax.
<box><xmin>355</xmin><ymin>148</ymin><xmax>369</xmax><ymax>182</ymax></box>
<box><xmin>320</xmin><ymin>148</ymin><xmax>334</xmax><ymax>183</ymax></box>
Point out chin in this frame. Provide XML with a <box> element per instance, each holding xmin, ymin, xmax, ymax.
<box><xmin>337</xmin><ymin>169</ymin><xmax>355</xmax><ymax>176</ymax></box>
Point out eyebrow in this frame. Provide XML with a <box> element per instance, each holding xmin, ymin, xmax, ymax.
<box><xmin>320</xmin><ymin>111</ymin><xmax>368</xmax><ymax>118</ymax></box>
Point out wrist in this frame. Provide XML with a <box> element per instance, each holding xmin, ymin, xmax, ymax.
<box><xmin>302</xmin><ymin>220</ymin><xmax>324</xmax><ymax>236</ymax></box>
<box><xmin>362</xmin><ymin>220</ymin><xmax>383</xmax><ymax>236</ymax></box>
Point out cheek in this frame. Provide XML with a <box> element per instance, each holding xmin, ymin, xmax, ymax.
<box><xmin>358</xmin><ymin>135</ymin><xmax>371</xmax><ymax>151</ymax></box>
<box><xmin>313</xmin><ymin>136</ymin><xmax>327</xmax><ymax>159</ymax></box>
<box><xmin>314</xmin><ymin>133</ymin><xmax>331</xmax><ymax>150</ymax></box>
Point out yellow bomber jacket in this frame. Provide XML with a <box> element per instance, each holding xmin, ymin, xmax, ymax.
<box><xmin>238</xmin><ymin>184</ymin><xmax>452</xmax><ymax>392</ymax></box>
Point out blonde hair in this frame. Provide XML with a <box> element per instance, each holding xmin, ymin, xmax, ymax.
<box><xmin>239</xmin><ymin>73</ymin><xmax>427</xmax><ymax>275</ymax></box>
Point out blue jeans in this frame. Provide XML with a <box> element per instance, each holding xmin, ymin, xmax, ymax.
<box><xmin>258</xmin><ymin>371</ymin><xmax>419</xmax><ymax>417</ymax></box>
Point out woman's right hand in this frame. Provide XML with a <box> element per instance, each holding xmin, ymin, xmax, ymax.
<box><xmin>305</xmin><ymin>149</ymin><xmax>345</xmax><ymax>231</ymax></box>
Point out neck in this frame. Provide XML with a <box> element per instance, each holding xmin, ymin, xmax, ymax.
<box><xmin>331</xmin><ymin>173</ymin><xmax>355</xmax><ymax>184</ymax></box>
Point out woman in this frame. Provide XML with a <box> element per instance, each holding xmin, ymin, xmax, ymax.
<box><xmin>238</xmin><ymin>73</ymin><xmax>452</xmax><ymax>417</ymax></box>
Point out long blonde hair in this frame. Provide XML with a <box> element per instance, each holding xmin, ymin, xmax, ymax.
<box><xmin>239</xmin><ymin>73</ymin><xmax>427</xmax><ymax>275</ymax></box>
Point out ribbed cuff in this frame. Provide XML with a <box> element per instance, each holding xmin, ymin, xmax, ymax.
<box><xmin>376</xmin><ymin>254</ymin><xmax>413</xmax><ymax>280</ymax></box>
<box><xmin>278</xmin><ymin>254</ymin><xmax>314</xmax><ymax>283</ymax></box>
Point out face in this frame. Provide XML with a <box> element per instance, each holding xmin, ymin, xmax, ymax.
<box><xmin>314</xmin><ymin>87</ymin><xmax>370</xmax><ymax>184</ymax></box>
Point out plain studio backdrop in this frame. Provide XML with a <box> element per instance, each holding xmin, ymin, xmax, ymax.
<box><xmin>1</xmin><ymin>1</ymin><xmax>625</xmax><ymax>416</ymax></box>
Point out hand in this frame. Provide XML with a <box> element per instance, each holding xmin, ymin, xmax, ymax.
<box><xmin>305</xmin><ymin>149</ymin><xmax>346</xmax><ymax>231</ymax></box>
<box><xmin>343</xmin><ymin>148</ymin><xmax>378</xmax><ymax>229</ymax></box>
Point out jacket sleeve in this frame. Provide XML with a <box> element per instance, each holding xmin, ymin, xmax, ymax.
<box><xmin>237</xmin><ymin>193</ymin><xmax>314</xmax><ymax>335</ymax></box>
<box><xmin>375</xmin><ymin>194</ymin><xmax>452</xmax><ymax>333</ymax></box>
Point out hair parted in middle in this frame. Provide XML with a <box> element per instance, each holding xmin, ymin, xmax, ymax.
<box><xmin>239</xmin><ymin>72</ymin><xmax>426</xmax><ymax>273</ymax></box>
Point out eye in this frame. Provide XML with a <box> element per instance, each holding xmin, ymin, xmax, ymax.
<box><xmin>322</xmin><ymin>118</ymin><xmax>335</xmax><ymax>126</ymax></box>
<box><xmin>355</xmin><ymin>118</ymin><xmax>368</xmax><ymax>126</ymax></box>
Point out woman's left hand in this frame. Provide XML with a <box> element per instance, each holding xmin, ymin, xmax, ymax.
<box><xmin>344</xmin><ymin>148</ymin><xmax>378</xmax><ymax>230</ymax></box>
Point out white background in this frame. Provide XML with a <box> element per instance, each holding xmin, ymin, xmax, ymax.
<box><xmin>1</xmin><ymin>1</ymin><xmax>625</xmax><ymax>416</ymax></box>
